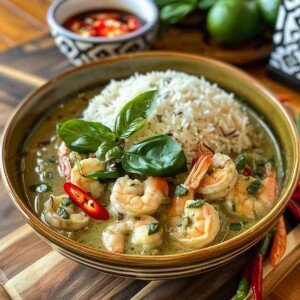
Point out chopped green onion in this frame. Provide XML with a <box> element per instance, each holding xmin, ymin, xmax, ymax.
<box><xmin>29</xmin><ymin>183</ymin><xmax>52</xmax><ymax>193</ymax></box>
<box><xmin>230</xmin><ymin>222</ymin><xmax>244</xmax><ymax>231</ymax></box>
<box><xmin>188</xmin><ymin>199</ymin><xmax>205</xmax><ymax>208</ymax></box>
<box><xmin>148</xmin><ymin>222</ymin><xmax>161</xmax><ymax>235</ymax></box>
<box><xmin>174</xmin><ymin>184</ymin><xmax>189</xmax><ymax>197</ymax></box>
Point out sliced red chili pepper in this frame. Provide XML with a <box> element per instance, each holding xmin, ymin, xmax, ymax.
<box><xmin>63</xmin><ymin>182</ymin><xmax>109</xmax><ymax>220</ymax></box>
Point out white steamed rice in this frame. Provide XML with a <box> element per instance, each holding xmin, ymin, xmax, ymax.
<box><xmin>83</xmin><ymin>70</ymin><xmax>254</xmax><ymax>166</ymax></box>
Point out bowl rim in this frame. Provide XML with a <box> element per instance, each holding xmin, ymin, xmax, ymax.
<box><xmin>1</xmin><ymin>51</ymin><xmax>299</xmax><ymax>266</ymax></box>
<box><xmin>47</xmin><ymin>0</ymin><xmax>159</xmax><ymax>43</ymax></box>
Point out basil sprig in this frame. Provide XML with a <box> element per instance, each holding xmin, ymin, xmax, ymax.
<box><xmin>123</xmin><ymin>135</ymin><xmax>187</xmax><ymax>177</ymax></box>
<box><xmin>114</xmin><ymin>90</ymin><xmax>157</xmax><ymax>139</ymax></box>
<box><xmin>57</xmin><ymin>91</ymin><xmax>188</xmax><ymax>178</ymax></box>
<box><xmin>57</xmin><ymin>120</ymin><xmax>116</xmax><ymax>153</ymax></box>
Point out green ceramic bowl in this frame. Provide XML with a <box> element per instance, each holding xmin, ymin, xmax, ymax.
<box><xmin>1</xmin><ymin>52</ymin><xmax>299</xmax><ymax>279</ymax></box>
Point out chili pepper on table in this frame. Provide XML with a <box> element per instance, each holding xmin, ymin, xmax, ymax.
<box><xmin>251</xmin><ymin>232</ymin><xmax>273</xmax><ymax>300</ymax></box>
<box><xmin>63</xmin><ymin>182</ymin><xmax>109</xmax><ymax>220</ymax></box>
<box><xmin>269</xmin><ymin>216</ymin><xmax>287</xmax><ymax>267</ymax></box>
<box><xmin>235</xmin><ymin>255</ymin><xmax>252</xmax><ymax>300</ymax></box>
<box><xmin>287</xmin><ymin>199</ymin><xmax>300</xmax><ymax>221</ymax></box>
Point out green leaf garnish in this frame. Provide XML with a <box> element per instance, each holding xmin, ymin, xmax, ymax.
<box><xmin>247</xmin><ymin>179</ymin><xmax>261</xmax><ymax>195</ymax></box>
<box><xmin>57</xmin><ymin>119</ymin><xmax>116</xmax><ymax>153</ymax></box>
<box><xmin>96</xmin><ymin>140</ymin><xmax>123</xmax><ymax>163</ymax></box>
<box><xmin>122</xmin><ymin>135</ymin><xmax>187</xmax><ymax>177</ymax></box>
<box><xmin>174</xmin><ymin>184</ymin><xmax>189</xmax><ymax>197</ymax></box>
<box><xmin>29</xmin><ymin>183</ymin><xmax>52</xmax><ymax>193</ymax></box>
<box><xmin>148</xmin><ymin>222</ymin><xmax>161</xmax><ymax>235</ymax></box>
<box><xmin>114</xmin><ymin>90</ymin><xmax>157</xmax><ymax>139</ymax></box>
<box><xmin>229</xmin><ymin>222</ymin><xmax>244</xmax><ymax>231</ymax></box>
<box><xmin>187</xmin><ymin>199</ymin><xmax>205</xmax><ymax>208</ymax></box>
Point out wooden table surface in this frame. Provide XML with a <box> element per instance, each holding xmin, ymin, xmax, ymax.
<box><xmin>0</xmin><ymin>1</ymin><xmax>299</xmax><ymax>299</ymax></box>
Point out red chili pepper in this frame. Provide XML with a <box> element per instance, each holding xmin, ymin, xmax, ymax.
<box><xmin>292</xmin><ymin>191</ymin><xmax>300</xmax><ymax>201</ymax></box>
<box><xmin>251</xmin><ymin>232</ymin><xmax>273</xmax><ymax>300</ymax></box>
<box><xmin>63</xmin><ymin>182</ymin><xmax>109</xmax><ymax>220</ymax></box>
<box><xmin>287</xmin><ymin>199</ymin><xmax>300</xmax><ymax>221</ymax></box>
<box><xmin>127</xmin><ymin>16</ymin><xmax>141</xmax><ymax>31</ymax></box>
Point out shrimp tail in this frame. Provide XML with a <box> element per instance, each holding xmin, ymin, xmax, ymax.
<box><xmin>184</xmin><ymin>152</ymin><xmax>212</xmax><ymax>190</ymax></box>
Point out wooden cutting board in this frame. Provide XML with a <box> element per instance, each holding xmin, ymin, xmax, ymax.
<box><xmin>0</xmin><ymin>34</ymin><xmax>299</xmax><ymax>300</ymax></box>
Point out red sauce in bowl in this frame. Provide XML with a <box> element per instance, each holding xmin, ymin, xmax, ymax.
<box><xmin>63</xmin><ymin>10</ymin><xmax>143</xmax><ymax>38</ymax></box>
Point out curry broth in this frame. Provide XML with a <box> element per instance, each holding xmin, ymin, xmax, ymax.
<box><xmin>21</xmin><ymin>88</ymin><xmax>283</xmax><ymax>255</ymax></box>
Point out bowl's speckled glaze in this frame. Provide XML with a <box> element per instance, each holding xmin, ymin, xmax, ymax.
<box><xmin>1</xmin><ymin>52</ymin><xmax>299</xmax><ymax>279</ymax></box>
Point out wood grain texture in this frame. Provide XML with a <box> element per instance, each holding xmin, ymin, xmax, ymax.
<box><xmin>0</xmin><ymin>4</ymin><xmax>43</xmax><ymax>46</ymax></box>
<box><xmin>0</xmin><ymin>31</ymin><xmax>299</xmax><ymax>300</ymax></box>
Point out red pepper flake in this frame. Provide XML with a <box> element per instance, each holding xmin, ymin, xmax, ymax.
<box><xmin>277</xmin><ymin>93</ymin><xmax>291</xmax><ymax>103</ymax></box>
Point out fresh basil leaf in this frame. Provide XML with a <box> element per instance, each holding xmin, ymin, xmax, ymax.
<box><xmin>198</xmin><ymin>0</ymin><xmax>218</xmax><ymax>9</ymax></box>
<box><xmin>29</xmin><ymin>183</ymin><xmax>52</xmax><ymax>193</ymax></box>
<box><xmin>187</xmin><ymin>199</ymin><xmax>205</xmax><ymax>208</ymax></box>
<box><xmin>114</xmin><ymin>90</ymin><xmax>157</xmax><ymax>139</ymax></box>
<box><xmin>123</xmin><ymin>135</ymin><xmax>187</xmax><ymax>177</ymax></box>
<box><xmin>174</xmin><ymin>184</ymin><xmax>189</xmax><ymax>197</ymax></box>
<box><xmin>148</xmin><ymin>222</ymin><xmax>161</xmax><ymax>235</ymax></box>
<box><xmin>84</xmin><ymin>165</ymin><xmax>124</xmax><ymax>179</ymax></box>
<box><xmin>96</xmin><ymin>141</ymin><xmax>123</xmax><ymax>163</ymax></box>
<box><xmin>160</xmin><ymin>1</ymin><xmax>196</xmax><ymax>24</ymax></box>
<box><xmin>57</xmin><ymin>119</ymin><xmax>116</xmax><ymax>153</ymax></box>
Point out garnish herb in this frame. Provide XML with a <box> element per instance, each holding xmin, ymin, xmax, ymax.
<box><xmin>57</xmin><ymin>92</ymin><xmax>187</xmax><ymax>178</ymax></box>
<box><xmin>230</xmin><ymin>222</ymin><xmax>245</xmax><ymax>231</ymax></box>
<box><xmin>57</xmin><ymin>119</ymin><xmax>116</xmax><ymax>153</ymax></box>
<box><xmin>29</xmin><ymin>183</ymin><xmax>52</xmax><ymax>193</ymax></box>
<box><xmin>174</xmin><ymin>184</ymin><xmax>189</xmax><ymax>197</ymax></box>
<box><xmin>57</xmin><ymin>206</ymin><xmax>69</xmax><ymax>219</ymax></box>
<box><xmin>235</xmin><ymin>154</ymin><xmax>248</xmax><ymax>171</ymax></box>
<box><xmin>188</xmin><ymin>199</ymin><xmax>205</xmax><ymax>208</ymax></box>
<box><xmin>247</xmin><ymin>179</ymin><xmax>261</xmax><ymax>195</ymax></box>
<box><xmin>61</xmin><ymin>197</ymin><xmax>72</xmax><ymax>207</ymax></box>
<box><xmin>114</xmin><ymin>90</ymin><xmax>157</xmax><ymax>139</ymax></box>
<box><xmin>148</xmin><ymin>222</ymin><xmax>161</xmax><ymax>235</ymax></box>
<box><xmin>84</xmin><ymin>164</ymin><xmax>124</xmax><ymax>179</ymax></box>
<box><xmin>96</xmin><ymin>140</ymin><xmax>123</xmax><ymax>163</ymax></box>
<box><xmin>123</xmin><ymin>135</ymin><xmax>187</xmax><ymax>177</ymax></box>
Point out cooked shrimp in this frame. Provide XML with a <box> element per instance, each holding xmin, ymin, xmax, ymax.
<box><xmin>71</xmin><ymin>158</ymin><xmax>105</xmax><ymax>199</ymax></box>
<box><xmin>43</xmin><ymin>195</ymin><xmax>89</xmax><ymax>230</ymax></box>
<box><xmin>171</xmin><ymin>200</ymin><xmax>220</xmax><ymax>248</ymax></box>
<box><xmin>197</xmin><ymin>153</ymin><xmax>238</xmax><ymax>200</ymax></box>
<box><xmin>168</xmin><ymin>151</ymin><xmax>212</xmax><ymax>227</ymax></box>
<box><xmin>102</xmin><ymin>216</ymin><xmax>163</xmax><ymax>253</ymax></box>
<box><xmin>57</xmin><ymin>142</ymin><xmax>71</xmax><ymax>180</ymax></box>
<box><xmin>225</xmin><ymin>163</ymin><xmax>279</xmax><ymax>220</ymax></box>
<box><xmin>110</xmin><ymin>175</ymin><xmax>169</xmax><ymax>216</ymax></box>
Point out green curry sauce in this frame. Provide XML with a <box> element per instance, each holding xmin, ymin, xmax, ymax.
<box><xmin>21</xmin><ymin>89</ymin><xmax>283</xmax><ymax>255</ymax></box>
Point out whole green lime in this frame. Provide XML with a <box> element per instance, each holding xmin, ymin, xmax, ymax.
<box><xmin>207</xmin><ymin>0</ymin><xmax>261</xmax><ymax>44</ymax></box>
<box><xmin>258</xmin><ymin>0</ymin><xmax>281</xmax><ymax>26</ymax></box>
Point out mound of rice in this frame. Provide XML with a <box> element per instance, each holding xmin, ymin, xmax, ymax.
<box><xmin>83</xmin><ymin>71</ymin><xmax>253</xmax><ymax>166</ymax></box>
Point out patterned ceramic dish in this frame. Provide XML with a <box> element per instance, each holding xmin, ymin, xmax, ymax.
<box><xmin>1</xmin><ymin>53</ymin><xmax>299</xmax><ymax>279</ymax></box>
<box><xmin>47</xmin><ymin>0</ymin><xmax>158</xmax><ymax>66</ymax></box>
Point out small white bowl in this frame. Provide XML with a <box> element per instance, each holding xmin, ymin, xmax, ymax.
<box><xmin>47</xmin><ymin>0</ymin><xmax>159</xmax><ymax>66</ymax></box>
